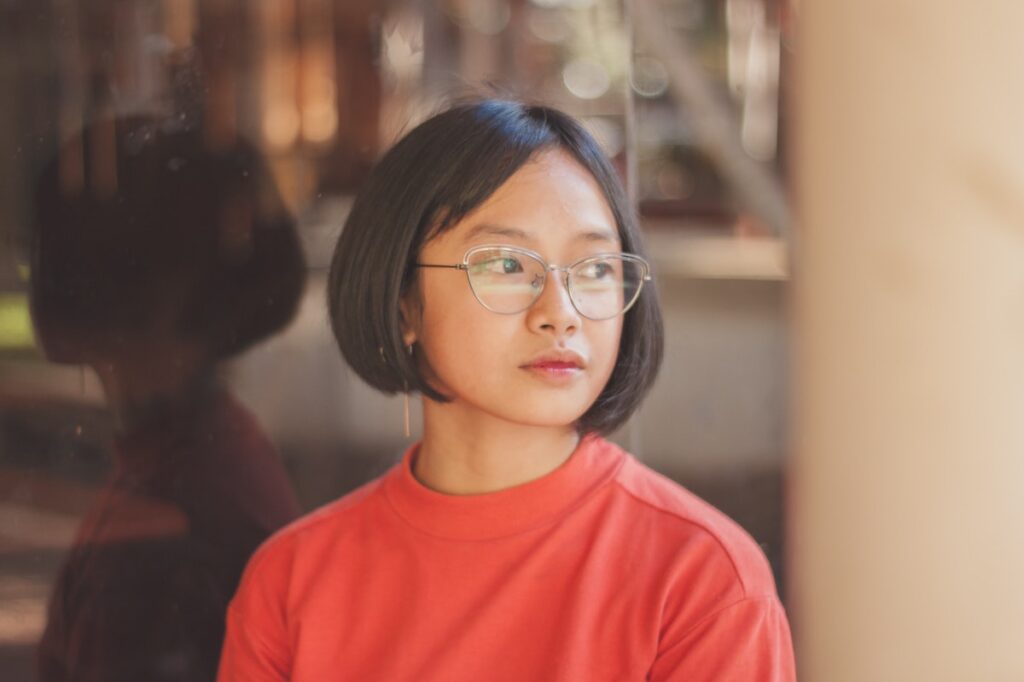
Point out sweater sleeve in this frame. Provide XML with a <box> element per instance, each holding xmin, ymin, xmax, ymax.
<box><xmin>649</xmin><ymin>595</ymin><xmax>797</xmax><ymax>681</ymax></box>
<box><xmin>216</xmin><ymin>548</ymin><xmax>292</xmax><ymax>682</ymax></box>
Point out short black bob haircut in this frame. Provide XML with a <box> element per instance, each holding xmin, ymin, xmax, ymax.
<box><xmin>31</xmin><ymin>117</ymin><xmax>306</xmax><ymax>365</ymax></box>
<box><xmin>328</xmin><ymin>98</ymin><xmax>663</xmax><ymax>435</ymax></box>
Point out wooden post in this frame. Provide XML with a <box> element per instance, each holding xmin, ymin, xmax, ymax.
<box><xmin>792</xmin><ymin>2</ymin><xmax>1024</xmax><ymax>679</ymax></box>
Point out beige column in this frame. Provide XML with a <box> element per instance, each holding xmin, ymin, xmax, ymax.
<box><xmin>791</xmin><ymin>2</ymin><xmax>1024</xmax><ymax>680</ymax></box>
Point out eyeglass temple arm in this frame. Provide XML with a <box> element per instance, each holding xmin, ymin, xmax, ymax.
<box><xmin>413</xmin><ymin>263</ymin><xmax>467</xmax><ymax>270</ymax></box>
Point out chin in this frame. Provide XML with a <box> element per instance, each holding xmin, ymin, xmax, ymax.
<box><xmin>495</xmin><ymin>404</ymin><xmax>590</xmax><ymax>430</ymax></box>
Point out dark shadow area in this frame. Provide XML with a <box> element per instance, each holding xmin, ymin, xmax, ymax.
<box><xmin>23</xmin><ymin>118</ymin><xmax>306</xmax><ymax>682</ymax></box>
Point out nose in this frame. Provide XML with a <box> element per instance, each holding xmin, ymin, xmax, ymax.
<box><xmin>526</xmin><ymin>268</ymin><xmax>581</xmax><ymax>337</ymax></box>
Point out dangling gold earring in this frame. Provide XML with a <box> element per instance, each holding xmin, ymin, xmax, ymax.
<box><xmin>403</xmin><ymin>392</ymin><xmax>411</xmax><ymax>439</ymax></box>
<box><xmin>403</xmin><ymin>343</ymin><xmax>413</xmax><ymax>439</ymax></box>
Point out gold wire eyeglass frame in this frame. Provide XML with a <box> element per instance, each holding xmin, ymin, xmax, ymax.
<box><xmin>414</xmin><ymin>244</ymin><xmax>652</xmax><ymax>321</ymax></box>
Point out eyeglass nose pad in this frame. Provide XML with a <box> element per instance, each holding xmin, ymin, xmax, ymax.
<box><xmin>538</xmin><ymin>265</ymin><xmax>575</xmax><ymax>309</ymax></box>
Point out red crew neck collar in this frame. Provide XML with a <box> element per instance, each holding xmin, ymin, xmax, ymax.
<box><xmin>382</xmin><ymin>434</ymin><xmax>625</xmax><ymax>541</ymax></box>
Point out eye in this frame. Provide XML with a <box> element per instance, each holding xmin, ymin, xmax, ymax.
<box><xmin>471</xmin><ymin>255</ymin><xmax>526</xmax><ymax>276</ymax></box>
<box><xmin>499</xmin><ymin>257</ymin><xmax>524</xmax><ymax>274</ymax></box>
<box><xmin>578</xmin><ymin>260</ymin><xmax>615</xmax><ymax>279</ymax></box>
<box><xmin>486</xmin><ymin>257</ymin><xmax>523</xmax><ymax>274</ymax></box>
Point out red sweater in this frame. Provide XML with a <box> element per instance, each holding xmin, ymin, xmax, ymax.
<box><xmin>218</xmin><ymin>435</ymin><xmax>795</xmax><ymax>681</ymax></box>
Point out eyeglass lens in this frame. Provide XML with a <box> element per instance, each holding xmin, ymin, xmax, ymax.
<box><xmin>465</xmin><ymin>247</ymin><xmax>644</xmax><ymax>320</ymax></box>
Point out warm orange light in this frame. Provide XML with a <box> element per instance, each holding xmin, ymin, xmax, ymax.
<box><xmin>263</xmin><ymin>104</ymin><xmax>301</xmax><ymax>148</ymax></box>
<box><xmin>302</xmin><ymin>101</ymin><xmax>338</xmax><ymax>144</ymax></box>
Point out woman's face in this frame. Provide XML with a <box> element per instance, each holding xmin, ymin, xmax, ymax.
<box><xmin>404</xmin><ymin>149</ymin><xmax>624</xmax><ymax>430</ymax></box>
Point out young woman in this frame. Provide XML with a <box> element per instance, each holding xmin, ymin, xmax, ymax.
<box><xmin>218</xmin><ymin>99</ymin><xmax>795</xmax><ymax>681</ymax></box>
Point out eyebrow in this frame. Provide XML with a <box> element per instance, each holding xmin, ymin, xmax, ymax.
<box><xmin>461</xmin><ymin>222</ymin><xmax>619</xmax><ymax>246</ymax></box>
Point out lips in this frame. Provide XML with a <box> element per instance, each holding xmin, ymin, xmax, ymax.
<box><xmin>521</xmin><ymin>350</ymin><xmax>587</xmax><ymax>371</ymax></box>
<box><xmin>530</xmin><ymin>361</ymin><xmax>580</xmax><ymax>370</ymax></box>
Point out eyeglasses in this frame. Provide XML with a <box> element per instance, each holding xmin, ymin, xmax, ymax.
<box><xmin>414</xmin><ymin>244</ymin><xmax>652</xmax><ymax>320</ymax></box>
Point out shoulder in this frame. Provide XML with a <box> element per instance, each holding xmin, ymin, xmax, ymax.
<box><xmin>607</xmin><ymin>447</ymin><xmax>778</xmax><ymax>599</ymax></box>
<box><xmin>607</xmin><ymin>454</ymin><xmax>797</xmax><ymax>678</ymax></box>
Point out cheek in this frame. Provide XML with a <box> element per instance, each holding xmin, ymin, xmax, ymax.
<box><xmin>415</xmin><ymin>281</ymin><xmax>505</xmax><ymax>385</ymax></box>
<box><xmin>420</xmin><ymin>322</ymin><xmax>513</xmax><ymax>401</ymax></box>
<box><xmin>589</xmin><ymin>320</ymin><xmax>623</xmax><ymax>383</ymax></box>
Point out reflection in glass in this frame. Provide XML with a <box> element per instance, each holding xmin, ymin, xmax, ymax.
<box><xmin>29</xmin><ymin>118</ymin><xmax>305</xmax><ymax>682</ymax></box>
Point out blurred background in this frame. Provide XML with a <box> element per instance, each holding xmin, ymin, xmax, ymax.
<box><xmin>9</xmin><ymin>0</ymin><xmax>786</xmax><ymax>676</ymax></box>
<box><xmin>3</xmin><ymin>0</ymin><xmax>1021</xmax><ymax>680</ymax></box>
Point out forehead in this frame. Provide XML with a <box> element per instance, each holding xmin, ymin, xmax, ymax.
<box><xmin>432</xmin><ymin>149</ymin><xmax>621</xmax><ymax>251</ymax></box>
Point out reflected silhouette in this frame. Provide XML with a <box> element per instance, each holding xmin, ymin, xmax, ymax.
<box><xmin>29</xmin><ymin>118</ymin><xmax>305</xmax><ymax>681</ymax></box>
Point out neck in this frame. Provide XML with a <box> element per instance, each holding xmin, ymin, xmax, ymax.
<box><xmin>414</xmin><ymin>399</ymin><xmax>581</xmax><ymax>495</ymax></box>
<box><xmin>94</xmin><ymin>360</ymin><xmax>217</xmax><ymax>434</ymax></box>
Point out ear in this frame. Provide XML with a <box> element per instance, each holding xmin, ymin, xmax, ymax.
<box><xmin>399</xmin><ymin>293</ymin><xmax>419</xmax><ymax>347</ymax></box>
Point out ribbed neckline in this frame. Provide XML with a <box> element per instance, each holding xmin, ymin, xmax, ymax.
<box><xmin>382</xmin><ymin>434</ymin><xmax>625</xmax><ymax>541</ymax></box>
